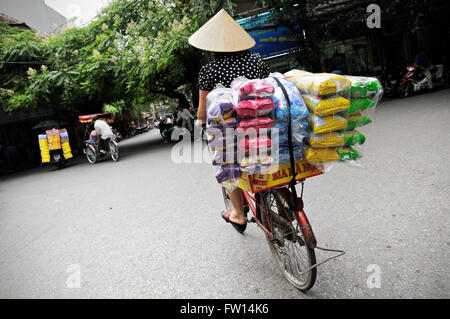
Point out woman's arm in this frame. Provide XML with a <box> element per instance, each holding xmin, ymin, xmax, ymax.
<box><xmin>196</xmin><ymin>89</ymin><xmax>210</xmax><ymax>123</ymax></box>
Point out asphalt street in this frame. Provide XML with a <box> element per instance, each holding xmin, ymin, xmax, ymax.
<box><xmin>0</xmin><ymin>89</ymin><xmax>449</xmax><ymax>298</ymax></box>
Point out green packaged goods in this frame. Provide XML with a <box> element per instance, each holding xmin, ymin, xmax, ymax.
<box><xmin>346</xmin><ymin>113</ymin><xmax>372</xmax><ymax>130</ymax></box>
<box><xmin>348</xmin><ymin>99</ymin><xmax>375</xmax><ymax>114</ymax></box>
<box><xmin>342</xmin><ymin>75</ymin><xmax>383</xmax><ymax>99</ymax></box>
<box><xmin>337</xmin><ymin>147</ymin><xmax>362</xmax><ymax>161</ymax></box>
<box><xmin>341</xmin><ymin>130</ymin><xmax>366</xmax><ymax>146</ymax></box>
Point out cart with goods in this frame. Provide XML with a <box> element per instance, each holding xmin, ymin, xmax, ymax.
<box><xmin>205</xmin><ymin>71</ymin><xmax>382</xmax><ymax>291</ymax></box>
<box><xmin>78</xmin><ymin>113</ymin><xmax>119</xmax><ymax>164</ymax></box>
<box><xmin>38</xmin><ymin>128</ymin><xmax>73</xmax><ymax>169</ymax></box>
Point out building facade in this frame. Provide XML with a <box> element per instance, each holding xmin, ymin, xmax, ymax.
<box><xmin>0</xmin><ymin>0</ymin><xmax>66</xmax><ymax>35</ymax></box>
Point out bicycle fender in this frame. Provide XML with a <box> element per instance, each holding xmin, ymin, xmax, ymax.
<box><xmin>296</xmin><ymin>210</ymin><xmax>317</xmax><ymax>249</ymax></box>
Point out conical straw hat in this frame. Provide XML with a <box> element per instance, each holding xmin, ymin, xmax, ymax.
<box><xmin>188</xmin><ymin>9</ymin><xmax>255</xmax><ymax>52</ymax></box>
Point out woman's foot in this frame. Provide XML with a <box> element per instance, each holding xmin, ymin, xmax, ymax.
<box><xmin>221</xmin><ymin>210</ymin><xmax>247</xmax><ymax>234</ymax></box>
<box><xmin>227</xmin><ymin>210</ymin><xmax>247</xmax><ymax>225</ymax></box>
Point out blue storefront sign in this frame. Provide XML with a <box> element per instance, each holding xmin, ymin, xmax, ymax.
<box><xmin>237</xmin><ymin>12</ymin><xmax>300</xmax><ymax>59</ymax></box>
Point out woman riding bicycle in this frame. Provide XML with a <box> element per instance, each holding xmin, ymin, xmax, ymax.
<box><xmin>190</xmin><ymin>9</ymin><xmax>270</xmax><ymax>233</ymax></box>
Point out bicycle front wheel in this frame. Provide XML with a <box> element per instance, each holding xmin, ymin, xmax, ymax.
<box><xmin>259</xmin><ymin>190</ymin><xmax>317</xmax><ymax>291</ymax></box>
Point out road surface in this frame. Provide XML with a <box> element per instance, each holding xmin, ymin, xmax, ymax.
<box><xmin>0</xmin><ymin>89</ymin><xmax>449</xmax><ymax>298</ymax></box>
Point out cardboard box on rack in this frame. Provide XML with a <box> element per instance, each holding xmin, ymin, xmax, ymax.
<box><xmin>238</xmin><ymin>158</ymin><xmax>323</xmax><ymax>193</ymax></box>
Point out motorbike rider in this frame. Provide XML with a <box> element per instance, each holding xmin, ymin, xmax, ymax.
<box><xmin>92</xmin><ymin>115</ymin><xmax>115</xmax><ymax>155</ymax></box>
<box><xmin>176</xmin><ymin>105</ymin><xmax>194</xmax><ymax>132</ymax></box>
<box><xmin>413</xmin><ymin>50</ymin><xmax>444</xmax><ymax>90</ymax></box>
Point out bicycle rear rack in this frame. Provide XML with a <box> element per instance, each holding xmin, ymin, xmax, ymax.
<box><xmin>298</xmin><ymin>246</ymin><xmax>345</xmax><ymax>275</ymax></box>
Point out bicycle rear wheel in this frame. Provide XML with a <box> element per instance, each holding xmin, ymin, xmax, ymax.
<box><xmin>109</xmin><ymin>140</ymin><xmax>119</xmax><ymax>162</ymax></box>
<box><xmin>259</xmin><ymin>189</ymin><xmax>317</xmax><ymax>291</ymax></box>
<box><xmin>86</xmin><ymin>144</ymin><xmax>97</xmax><ymax>164</ymax></box>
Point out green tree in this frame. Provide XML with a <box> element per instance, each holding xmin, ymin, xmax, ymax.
<box><xmin>0</xmin><ymin>0</ymin><xmax>222</xmax><ymax>118</ymax></box>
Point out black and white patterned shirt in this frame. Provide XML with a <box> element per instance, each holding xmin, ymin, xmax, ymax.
<box><xmin>197</xmin><ymin>50</ymin><xmax>270</xmax><ymax>91</ymax></box>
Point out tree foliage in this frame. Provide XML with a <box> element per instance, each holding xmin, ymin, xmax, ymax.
<box><xmin>0</xmin><ymin>0</ymin><xmax>222</xmax><ymax>116</ymax></box>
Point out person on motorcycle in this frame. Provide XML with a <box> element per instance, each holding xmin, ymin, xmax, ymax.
<box><xmin>92</xmin><ymin>115</ymin><xmax>115</xmax><ymax>155</ymax></box>
<box><xmin>190</xmin><ymin>9</ymin><xmax>270</xmax><ymax>233</ymax></box>
<box><xmin>414</xmin><ymin>50</ymin><xmax>444</xmax><ymax>90</ymax></box>
<box><xmin>176</xmin><ymin>105</ymin><xmax>194</xmax><ymax>132</ymax></box>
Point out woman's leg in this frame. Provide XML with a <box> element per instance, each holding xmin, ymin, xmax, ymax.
<box><xmin>226</xmin><ymin>188</ymin><xmax>247</xmax><ymax>225</ymax></box>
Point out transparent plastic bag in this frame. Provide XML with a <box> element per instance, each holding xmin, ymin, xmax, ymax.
<box><xmin>304</xmin><ymin>146</ymin><xmax>340</xmax><ymax>163</ymax></box>
<box><xmin>308</xmin><ymin>114</ymin><xmax>348</xmax><ymax>134</ymax></box>
<box><xmin>308</xmin><ymin>132</ymin><xmax>344</xmax><ymax>148</ymax></box>
<box><xmin>231</xmin><ymin>77</ymin><xmax>276</xmax><ymax>174</ymax></box>
<box><xmin>206</xmin><ymin>86</ymin><xmax>241</xmax><ymax>189</ymax></box>
<box><xmin>284</xmin><ymin>70</ymin><xmax>351</xmax><ymax>96</ymax></box>
<box><xmin>303</xmin><ymin>94</ymin><xmax>350</xmax><ymax>116</ymax></box>
<box><xmin>264</xmin><ymin>73</ymin><xmax>310</xmax><ymax>165</ymax></box>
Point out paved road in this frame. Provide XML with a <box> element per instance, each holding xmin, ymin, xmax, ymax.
<box><xmin>0</xmin><ymin>89</ymin><xmax>449</xmax><ymax>299</ymax></box>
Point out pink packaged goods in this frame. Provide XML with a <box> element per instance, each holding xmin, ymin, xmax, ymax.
<box><xmin>239</xmin><ymin>79</ymin><xmax>275</xmax><ymax>100</ymax></box>
<box><xmin>236</xmin><ymin>99</ymin><xmax>274</xmax><ymax>118</ymax></box>
<box><xmin>236</xmin><ymin>117</ymin><xmax>274</xmax><ymax>134</ymax></box>
<box><xmin>239</xmin><ymin>136</ymin><xmax>272</xmax><ymax>155</ymax></box>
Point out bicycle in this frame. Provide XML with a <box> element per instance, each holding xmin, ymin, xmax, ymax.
<box><xmin>221</xmin><ymin>176</ymin><xmax>344</xmax><ymax>291</ymax></box>
<box><xmin>84</xmin><ymin>138</ymin><xmax>119</xmax><ymax>164</ymax></box>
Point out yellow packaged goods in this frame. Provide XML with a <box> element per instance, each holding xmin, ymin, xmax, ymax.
<box><xmin>38</xmin><ymin>135</ymin><xmax>50</xmax><ymax>162</ymax></box>
<box><xmin>47</xmin><ymin>135</ymin><xmax>61</xmax><ymax>150</ymax></box>
<box><xmin>303</xmin><ymin>94</ymin><xmax>350</xmax><ymax>116</ymax></box>
<box><xmin>41</xmin><ymin>156</ymin><xmax>50</xmax><ymax>163</ymax></box>
<box><xmin>62</xmin><ymin>141</ymin><xmax>71</xmax><ymax>152</ymax></box>
<box><xmin>305</xmin><ymin>147</ymin><xmax>340</xmax><ymax>163</ymax></box>
<box><xmin>308</xmin><ymin>114</ymin><xmax>347</xmax><ymax>134</ymax></box>
<box><xmin>63</xmin><ymin>152</ymin><xmax>73</xmax><ymax>159</ymax></box>
<box><xmin>61</xmin><ymin>142</ymin><xmax>73</xmax><ymax>159</ymax></box>
<box><xmin>284</xmin><ymin>70</ymin><xmax>351</xmax><ymax>96</ymax></box>
<box><xmin>308</xmin><ymin>133</ymin><xmax>344</xmax><ymax>148</ymax></box>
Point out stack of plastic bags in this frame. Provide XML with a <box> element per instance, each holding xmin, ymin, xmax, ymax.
<box><xmin>285</xmin><ymin>70</ymin><xmax>382</xmax><ymax>164</ymax></box>
<box><xmin>232</xmin><ymin>77</ymin><xmax>275</xmax><ymax>173</ymax></box>
<box><xmin>264</xmin><ymin>73</ymin><xmax>310</xmax><ymax>164</ymax></box>
<box><xmin>338</xmin><ymin>76</ymin><xmax>383</xmax><ymax>161</ymax></box>
<box><xmin>285</xmin><ymin>70</ymin><xmax>351</xmax><ymax>163</ymax></box>
<box><xmin>38</xmin><ymin>134</ymin><xmax>50</xmax><ymax>163</ymax></box>
<box><xmin>206</xmin><ymin>87</ymin><xmax>241</xmax><ymax>185</ymax></box>
<box><xmin>59</xmin><ymin>128</ymin><xmax>73</xmax><ymax>159</ymax></box>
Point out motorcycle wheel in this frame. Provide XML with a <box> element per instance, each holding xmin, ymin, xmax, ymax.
<box><xmin>397</xmin><ymin>84</ymin><xmax>412</xmax><ymax>98</ymax></box>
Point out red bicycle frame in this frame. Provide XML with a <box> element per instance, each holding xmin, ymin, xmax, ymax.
<box><xmin>241</xmin><ymin>187</ymin><xmax>317</xmax><ymax>249</ymax></box>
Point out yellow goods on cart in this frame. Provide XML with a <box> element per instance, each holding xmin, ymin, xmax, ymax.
<box><xmin>61</xmin><ymin>141</ymin><xmax>73</xmax><ymax>159</ymax></box>
<box><xmin>38</xmin><ymin>134</ymin><xmax>50</xmax><ymax>163</ymax></box>
<box><xmin>59</xmin><ymin>129</ymin><xmax>73</xmax><ymax>159</ymax></box>
<box><xmin>46</xmin><ymin>129</ymin><xmax>61</xmax><ymax>150</ymax></box>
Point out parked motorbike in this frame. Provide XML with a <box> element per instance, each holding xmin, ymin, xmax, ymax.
<box><xmin>397</xmin><ymin>64</ymin><xmax>448</xmax><ymax>98</ymax></box>
<box><xmin>373</xmin><ymin>66</ymin><xmax>400</xmax><ymax>99</ymax></box>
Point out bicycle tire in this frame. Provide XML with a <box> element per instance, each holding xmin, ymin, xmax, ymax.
<box><xmin>86</xmin><ymin>144</ymin><xmax>97</xmax><ymax>164</ymax></box>
<box><xmin>259</xmin><ymin>189</ymin><xmax>317</xmax><ymax>291</ymax></box>
<box><xmin>109</xmin><ymin>140</ymin><xmax>119</xmax><ymax>162</ymax></box>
